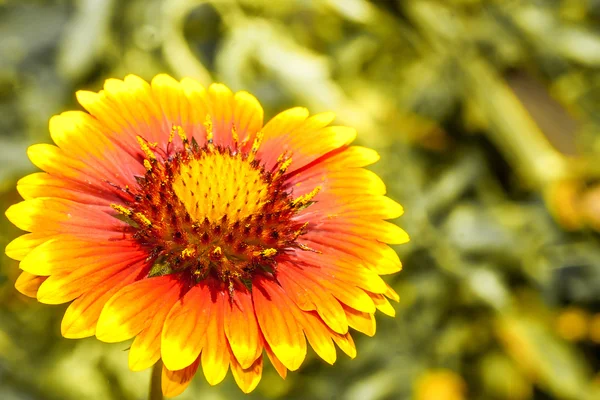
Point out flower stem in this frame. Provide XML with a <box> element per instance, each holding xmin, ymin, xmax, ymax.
<box><xmin>149</xmin><ymin>360</ymin><xmax>164</xmax><ymax>400</ymax></box>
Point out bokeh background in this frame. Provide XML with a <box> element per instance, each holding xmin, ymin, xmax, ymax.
<box><xmin>2</xmin><ymin>0</ymin><xmax>600</xmax><ymax>399</ymax></box>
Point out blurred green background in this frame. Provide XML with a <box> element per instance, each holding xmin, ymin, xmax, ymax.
<box><xmin>2</xmin><ymin>0</ymin><xmax>600</xmax><ymax>399</ymax></box>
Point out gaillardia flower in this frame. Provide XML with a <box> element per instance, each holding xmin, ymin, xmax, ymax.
<box><xmin>5</xmin><ymin>75</ymin><xmax>408</xmax><ymax>396</ymax></box>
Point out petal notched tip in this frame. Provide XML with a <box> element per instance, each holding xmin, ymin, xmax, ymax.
<box><xmin>123</xmin><ymin>74</ymin><xmax>146</xmax><ymax>84</ymax></box>
<box><xmin>161</xmin><ymin>357</ymin><xmax>201</xmax><ymax>398</ymax></box>
<box><xmin>208</xmin><ymin>82</ymin><xmax>233</xmax><ymax>96</ymax></box>
<box><xmin>231</xmin><ymin>354</ymin><xmax>263</xmax><ymax>394</ymax></box>
<box><xmin>75</xmin><ymin>89</ymin><xmax>101</xmax><ymax>108</ymax></box>
<box><xmin>15</xmin><ymin>271</ymin><xmax>46</xmax><ymax>298</ymax></box>
<box><xmin>180</xmin><ymin>77</ymin><xmax>206</xmax><ymax>96</ymax></box>
<box><xmin>5</xmin><ymin>233</ymin><xmax>47</xmax><ymax>261</ymax></box>
<box><xmin>151</xmin><ymin>74</ymin><xmax>181</xmax><ymax>90</ymax></box>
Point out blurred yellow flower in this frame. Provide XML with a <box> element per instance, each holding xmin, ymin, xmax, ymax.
<box><xmin>555</xmin><ymin>307</ymin><xmax>589</xmax><ymax>342</ymax></box>
<box><xmin>414</xmin><ymin>369</ymin><xmax>466</xmax><ymax>400</ymax></box>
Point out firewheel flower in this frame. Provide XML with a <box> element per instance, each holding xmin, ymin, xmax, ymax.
<box><xmin>5</xmin><ymin>75</ymin><xmax>408</xmax><ymax>396</ymax></box>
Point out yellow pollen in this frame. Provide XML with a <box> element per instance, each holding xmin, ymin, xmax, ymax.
<box><xmin>173</xmin><ymin>125</ymin><xmax>187</xmax><ymax>145</ymax></box>
<box><xmin>168</xmin><ymin>128</ymin><xmax>175</xmax><ymax>144</ymax></box>
<box><xmin>143</xmin><ymin>159</ymin><xmax>152</xmax><ymax>171</ymax></box>
<box><xmin>172</xmin><ymin>152</ymin><xmax>269</xmax><ymax>223</ymax></box>
<box><xmin>111</xmin><ymin>204</ymin><xmax>132</xmax><ymax>216</ymax></box>
<box><xmin>248</xmin><ymin>131</ymin><xmax>264</xmax><ymax>162</ymax></box>
<box><xmin>251</xmin><ymin>131</ymin><xmax>264</xmax><ymax>152</ymax></box>
<box><xmin>204</xmin><ymin>115</ymin><xmax>214</xmax><ymax>143</ymax></box>
<box><xmin>293</xmin><ymin>222</ymin><xmax>309</xmax><ymax>238</ymax></box>
<box><xmin>292</xmin><ymin>186</ymin><xmax>321</xmax><ymax>207</ymax></box>
<box><xmin>136</xmin><ymin>136</ymin><xmax>156</xmax><ymax>160</ymax></box>
<box><xmin>232</xmin><ymin>124</ymin><xmax>239</xmax><ymax>145</ymax></box>
<box><xmin>298</xmin><ymin>243</ymin><xmax>321</xmax><ymax>253</ymax></box>
<box><xmin>181</xmin><ymin>247</ymin><xmax>196</xmax><ymax>258</ymax></box>
<box><xmin>240</xmin><ymin>133</ymin><xmax>250</xmax><ymax>148</ymax></box>
<box><xmin>135</xmin><ymin>212</ymin><xmax>152</xmax><ymax>227</ymax></box>
<box><xmin>279</xmin><ymin>157</ymin><xmax>293</xmax><ymax>173</ymax></box>
<box><xmin>261</xmin><ymin>248</ymin><xmax>278</xmax><ymax>257</ymax></box>
<box><xmin>212</xmin><ymin>246</ymin><xmax>223</xmax><ymax>257</ymax></box>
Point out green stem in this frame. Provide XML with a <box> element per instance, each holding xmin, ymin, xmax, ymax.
<box><xmin>148</xmin><ymin>360</ymin><xmax>164</xmax><ymax>400</ymax></box>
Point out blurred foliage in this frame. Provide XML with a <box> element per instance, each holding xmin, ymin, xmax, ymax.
<box><xmin>1</xmin><ymin>0</ymin><xmax>600</xmax><ymax>399</ymax></box>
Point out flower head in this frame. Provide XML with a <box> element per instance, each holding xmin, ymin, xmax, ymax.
<box><xmin>5</xmin><ymin>75</ymin><xmax>408</xmax><ymax>396</ymax></box>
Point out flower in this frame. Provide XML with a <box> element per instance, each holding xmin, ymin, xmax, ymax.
<box><xmin>414</xmin><ymin>369</ymin><xmax>467</xmax><ymax>400</ymax></box>
<box><xmin>5</xmin><ymin>74</ymin><xmax>408</xmax><ymax>396</ymax></box>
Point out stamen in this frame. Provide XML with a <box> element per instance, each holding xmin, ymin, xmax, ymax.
<box><xmin>278</xmin><ymin>157</ymin><xmax>293</xmax><ymax>174</ymax></box>
<box><xmin>111</xmin><ymin>204</ymin><xmax>133</xmax><ymax>216</ymax></box>
<box><xmin>292</xmin><ymin>222</ymin><xmax>310</xmax><ymax>239</ymax></box>
<box><xmin>168</xmin><ymin>126</ymin><xmax>176</xmax><ymax>144</ymax></box>
<box><xmin>211</xmin><ymin>246</ymin><xmax>223</xmax><ymax>260</ymax></box>
<box><xmin>134</xmin><ymin>212</ymin><xmax>153</xmax><ymax>227</ymax></box>
<box><xmin>181</xmin><ymin>246</ymin><xmax>196</xmax><ymax>258</ymax></box>
<box><xmin>204</xmin><ymin>115</ymin><xmax>214</xmax><ymax>145</ymax></box>
<box><xmin>240</xmin><ymin>133</ymin><xmax>251</xmax><ymax>149</ymax></box>
<box><xmin>261</xmin><ymin>248</ymin><xmax>278</xmax><ymax>257</ymax></box>
<box><xmin>172</xmin><ymin>125</ymin><xmax>188</xmax><ymax>150</ymax></box>
<box><xmin>292</xmin><ymin>186</ymin><xmax>321</xmax><ymax>208</ymax></box>
<box><xmin>298</xmin><ymin>243</ymin><xmax>321</xmax><ymax>253</ymax></box>
<box><xmin>136</xmin><ymin>136</ymin><xmax>157</xmax><ymax>161</ymax></box>
<box><xmin>232</xmin><ymin>124</ymin><xmax>239</xmax><ymax>147</ymax></box>
<box><xmin>248</xmin><ymin>131</ymin><xmax>264</xmax><ymax>162</ymax></box>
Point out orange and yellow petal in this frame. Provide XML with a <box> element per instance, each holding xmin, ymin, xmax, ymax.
<box><xmin>232</xmin><ymin>91</ymin><xmax>263</xmax><ymax>142</ymax></box>
<box><xmin>332</xmin><ymin>331</ymin><xmax>357</xmax><ymax>359</ymax></box>
<box><xmin>200</xmin><ymin>289</ymin><xmax>230</xmax><ymax>386</ymax></box>
<box><xmin>303</xmin><ymin>231</ymin><xmax>403</xmax><ymax>275</ymax></box>
<box><xmin>256</xmin><ymin>107</ymin><xmax>310</xmax><ymax>167</ymax></box>
<box><xmin>49</xmin><ymin>110</ymin><xmax>145</xmax><ymax>185</ymax></box>
<box><xmin>265</xmin><ymin>343</ymin><xmax>288</xmax><ymax>379</ymax></box>
<box><xmin>15</xmin><ymin>271</ymin><xmax>47</xmax><ymax>298</ymax></box>
<box><xmin>224</xmin><ymin>285</ymin><xmax>263</xmax><ymax>369</ymax></box>
<box><xmin>96</xmin><ymin>275</ymin><xmax>182</xmax><ymax>343</ymax></box>
<box><xmin>344</xmin><ymin>306</ymin><xmax>377</xmax><ymax>337</ymax></box>
<box><xmin>128</xmin><ymin>283</ymin><xmax>183</xmax><ymax>371</ymax></box>
<box><xmin>230</xmin><ymin>351</ymin><xmax>263</xmax><ymax>394</ymax></box>
<box><xmin>284</xmin><ymin>257</ymin><xmax>376</xmax><ymax>314</ymax></box>
<box><xmin>36</xmin><ymin>253</ymin><xmax>147</xmax><ymax>305</ymax></box>
<box><xmin>294</xmin><ymin>308</ymin><xmax>338</xmax><ymax>365</ymax></box>
<box><xmin>369</xmin><ymin>292</ymin><xmax>397</xmax><ymax>317</ymax></box>
<box><xmin>61</xmin><ymin>263</ymin><xmax>147</xmax><ymax>338</ymax></box>
<box><xmin>5</xmin><ymin>197</ymin><xmax>127</xmax><ymax>240</ymax></box>
<box><xmin>161</xmin><ymin>281</ymin><xmax>212</xmax><ymax>371</ymax></box>
<box><xmin>5</xmin><ymin>232</ymin><xmax>51</xmax><ymax>261</ymax></box>
<box><xmin>19</xmin><ymin>236</ymin><xmax>141</xmax><ymax>276</ymax></box>
<box><xmin>253</xmin><ymin>276</ymin><xmax>307</xmax><ymax>371</ymax></box>
<box><xmin>277</xmin><ymin>264</ymin><xmax>349</xmax><ymax>335</ymax></box>
<box><xmin>162</xmin><ymin>357</ymin><xmax>201</xmax><ymax>398</ymax></box>
<box><xmin>76</xmin><ymin>77</ymin><xmax>161</xmax><ymax>158</ymax></box>
<box><xmin>258</xmin><ymin>110</ymin><xmax>356</xmax><ymax>173</ymax></box>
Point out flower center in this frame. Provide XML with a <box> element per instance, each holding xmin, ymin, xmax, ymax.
<box><xmin>111</xmin><ymin>126</ymin><xmax>319</xmax><ymax>293</ymax></box>
<box><xmin>172</xmin><ymin>151</ymin><xmax>269</xmax><ymax>224</ymax></box>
